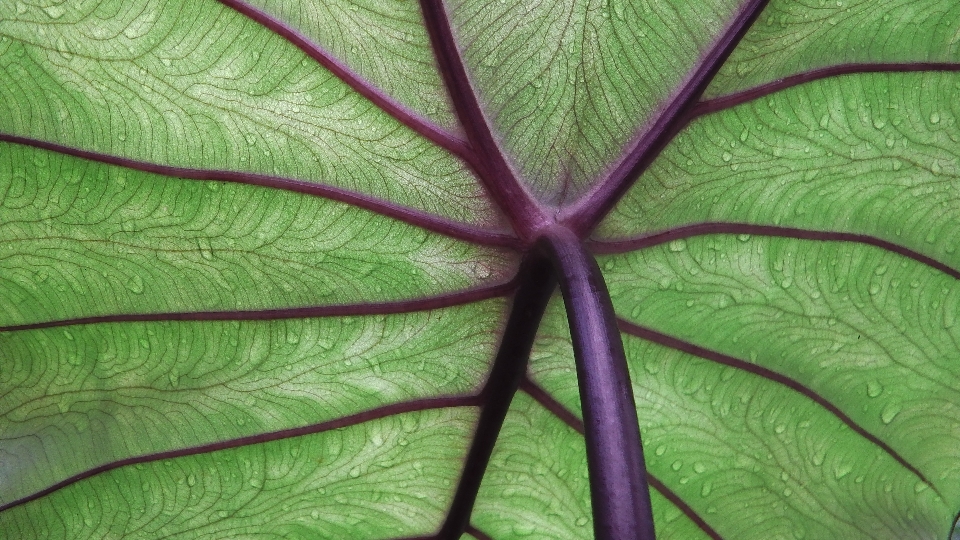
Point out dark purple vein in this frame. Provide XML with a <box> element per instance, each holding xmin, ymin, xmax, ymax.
<box><xmin>689</xmin><ymin>63</ymin><xmax>960</xmax><ymax>119</ymax></box>
<box><xmin>538</xmin><ymin>226</ymin><xmax>655</xmax><ymax>540</ymax></box>
<box><xmin>588</xmin><ymin>223</ymin><xmax>960</xmax><ymax>281</ymax></box>
<box><xmin>215</xmin><ymin>0</ymin><xmax>472</xmax><ymax>163</ymax></box>
<box><xmin>616</xmin><ymin>318</ymin><xmax>938</xmax><ymax>495</ymax></box>
<box><xmin>465</xmin><ymin>525</ymin><xmax>493</xmax><ymax>540</ymax></box>
<box><xmin>0</xmin><ymin>281</ymin><xmax>516</xmax><ymax>333</ymax></box>
<box><xmin>520</xmin><ymin>377</ymin><xmax>724</xmax><ymax>540</ymax></box>
<box><xmin>562</xmin><ymin>0</ymin><xmax>770</xmax><ymax>236</ymax></box>
<box><xmin>0</xmin><ymin>395</ymin><xmax>479</xmax><ymax>514</ymax></box>
<box><xmin>437</xmin><ymin>255</ymin><xmax>557</xmax><ymax>540</ymax></box>
<box><xmin>419</xmin><ymin>0</ymin><xmax>549</xmax><ymax>240</ymax></box>
<box><xmin>0</xmin><ymin>134</ymin><xmax>519</xmax><ymax>249</ymax></box>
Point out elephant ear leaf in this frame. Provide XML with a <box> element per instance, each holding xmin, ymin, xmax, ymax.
<box><xmin>1</xmin><ymin>0</ymin><xmax>959</xmax><ymax>539</ymax></box>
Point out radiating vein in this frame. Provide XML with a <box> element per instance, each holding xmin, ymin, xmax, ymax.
<box><xmin>616</xmin><ymin>318</ymin><xmax>938</xmax><ymax>496</ymax></box>
<box><xmin>690</xmin><ymin>62</ymin><xmax>960</xmax><ymax>119</ymax></box>
<box><xmin>419</xmin><ymin>0</ymin><xmax>548</xmax><ymax>239</ymax></box>
<box><xmin>519</xmin><ymin>377</ymin><xmax>724</xmax><ymax>540</ymax></box>
<box><xmin>0</xmin><ymin>280</ymin><xmax>515</xmax><ymax>333</ymax></box>
<box><xmin>0</xmin><ymin>395</ymin><xmax>478</xmax><ymax>514</ymax></box>
<box><xmin>215</xmin><ymin>0</ymin><xmax>471</xmax><ymax>162</ymax></box>
<box><xmin>0</xmin><ymin>134</ymin><xmax>517</xmax><ymax>248</ymax></box>
<box><xmin>589</xmin><ymin>223</ymin><xmax>960</xmax><ymax>281</ymax></box>
<box><xmin>562</xmin><ymin>0</ymin><xmax>770</xmax><ymax>235</ymax></box>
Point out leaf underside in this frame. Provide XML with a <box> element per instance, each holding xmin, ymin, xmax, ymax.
<box><xmin>1</xmin><ymin>0</ymin><xmax>960</xmax><ymax>539</ymax></box>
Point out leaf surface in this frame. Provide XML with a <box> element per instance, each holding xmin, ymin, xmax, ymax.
<box><xmin>2</xmin><ymin>0</ymin><xmax>959</xmax><ymax>539</ymax></box>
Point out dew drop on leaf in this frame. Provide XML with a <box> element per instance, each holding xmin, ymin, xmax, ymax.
<box><xmin>930</xmin><ymin>112</ymin><xmax>941</xmax><ymax>124</ymax></box>
<box><xmin>43</xmin><ymin>4</ymin><xmax>65</xmax><ymax>18</ymax></box>
<box><xmin>126</xmin><ymin>274</ymin><xmax>144</xmax><ymax>294</ymax></box>
<box><xmin>513</xmin><ymin>523</ymin><xmax>536</xmax><ymax>536</ymax></box>
<box><xmin>881</xmin><ymin>403</ymin><xmax>901</xmax><ymax>424</ymax></box>
<box><xmin>576</xmin><ymin>517</ymin><xmax>589</xmax><ymax>527</ymax></box>
<box><xmin>668</xmin><ymin>239</ymin><xmax>686</xmax><ymax>252</ymax></box>
<box><xmin>671</xmin><ymin>460</ymin><xmax>682</xmax><ymax>471</ymax></box>
<box><xmin>866</xmin><ymin>380</ymin><xmax>883</xmax><ymax>397</ymax></box>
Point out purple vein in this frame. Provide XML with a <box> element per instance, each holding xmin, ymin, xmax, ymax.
<box><xmin>0</xmin><ymin>281</ymin><xmax>516</xmax><ymax>333</ymax></box>
<box><xmin>0</xmin><ymin>134</ymin><xmax>519</xmax><ymax>249</ymax></box>
<box><xmin>617</xmin><ymin>318</ymin><xmax>939</xmax><ymax>496</ymax></box>
<box><xmin>0</xmin><ymin>395</ymin><xmax>479</xmax><ymax>514</ymax></box>
<box><xmin>689</xmin><ymin>62</ymin><xmax>960</xmax><ymax>119</ymax></box>
<box><xmin>561</xmin><ymin>0</ymin><xmax>770</xmax><ymax>236</ymax></box>
<box><xmin>419</xmin><ymin>0</ymin><xmax>549</xmax><ymax>240</ymax></box>
<box><xmin>437</xmin><ymin>255</ymin><xmax>557</xmax><ymax>540</ymax></box>
<box><xmin>589</xmin><ymin>223</ymin><xmax>960</xmax><ymax>281</ymax></box>
<box><xmin>519</xmin><ymin>377</ymin><xmax>724</xmax><ymax>540</ymax></box>
<box><xmin>215</xmin><ymin>0</ymin><xmax>472</xmax><ymax>163</ymax></box>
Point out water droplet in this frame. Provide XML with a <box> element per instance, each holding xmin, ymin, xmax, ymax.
<box><xmin>655</xmin><ymin>445</ymin><xmax>666</xmax><ymax>456</ymax></box>
<box><xmin>169</xmin><ymin>373</ymin><xmax>179</xmax><ymax>387</ymax></box>
<box><xmin>187</xmin><ymin>474</ymin><xmax>196</xmax><ymax>486</ymax></box>
<box><xmin>63</xmin><ymin>329</ymin><xmax>74</xmax><ymax>341</ymax></box>
<box><xmin>126</xmin><ymin>274</ymin><xmax>144</xmax><ymax>294</ymax></box>
<box><xmin>780</xmin><ymin>277</ymin><xmax>792</xmax><ymax>289</ymax></box>
<box><xmin>513</xmin><ymin>523</ymin><xmax>536</xmax><ymax>536</ymax></box>
<box><xmin>311</xmin><ymin>509</ymin><xmax>321</xmax><ymax>520</ymax></box>
<box><xmin>833</xmin><ymin>462</ymin><xmax>852</xmax><ymax>479</ymax></box>
<box><xmin>880</xmin><ymin>403</ymin><xmax>900</xmax><ymax>424</ymax></box>
<box><xmin>872</xmin><ymin>118</ymin><xmax>885</xmax><ymax>129</ymax></box>
<box><xmin>700</xmin><ymin>483</ymin><xmax>712</xmax><ymax>497</ymax></box>
<box><xmin>349</xmin><ymin>466</ymin><xmax>361</xmax><ymax>478</ymax></box>
<box><xmin>866</xmin><ymin>380</ymin><xmax>883</xmax><ymax>397</ymax></box>
<box><xmin>576</xmin><ymin>517</ymin><xmax>589</xmax><ymax>527</ymax></box>
<box><xmin>668</xmin><ymin>239</ymin><xmax>686</xmax><ymax>252</ymax></box>
<box><xmin>43</xmin><ymin>4</ymin><xmax>65</xmax><ymax>18</ymax></box>
<box><xmin>914</xmin><ymin>482</ymin><xmax>928</xmax><ymax>493</ymax></box>
<box><xmin>737</xmin><ymin>234</ymin><xmax>751</xmax><ymax>242</ymax></box>
<box><xmin>929</xmin><ymin>112</ymin><xmax>941</xmax><ymax>124</ymax></box>
<box><xmin>198</xmin><ymin>238</ymin><xmax>213</xmax><ymax>260</ymax></box>
<box><xmin>671</xmin><ymin>460</ymin><xmax>683</xmax><ymax>471</ymax></box>
<box><xmin>819</xmin><ymin>114</ymin><xmax>830</xmax><ymax>128</ymax></box>
<box><xmin>869</xmin><ymin>283</ymin><xmax>881</xmax><ymax>295</ymax></box>
<box><xmin>722</xmin><ymin>151</ymin><xmax>732</xmax><ymax>162</ymax></box>
<box><xmin>693</xmin><ymin>462</ymin><xmax>706</xmax><ymax>474</ymax></box>
<box><xmin>774</xmin><ymin>424</ymin><xmax>786</xmax><ymax>434</ymax></box>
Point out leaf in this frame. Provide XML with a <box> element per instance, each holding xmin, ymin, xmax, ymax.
<box><xmin>1</xmin><ymin>0</ymin><xmax>959</xmax><ymax>539</ymax></box>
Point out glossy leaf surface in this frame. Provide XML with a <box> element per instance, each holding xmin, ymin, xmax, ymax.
<box><xmin>2</xmin><ymin>0</ymin><xmax>959</xmax><ymax>539</ymax></box>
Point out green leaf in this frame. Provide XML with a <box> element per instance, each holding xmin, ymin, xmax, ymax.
<box><xmin>2</xmin><ymin>0</ymin><xmax>959</xmax><ymax>538</ymax></box>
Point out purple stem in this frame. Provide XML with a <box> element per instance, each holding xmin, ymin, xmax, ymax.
<box><xmin>419</xmin><ymin>0</ymin><xmax>549</xmax><ymax>240</ymax></box>
<box><xmin>520</xmin><ymin>377</ymin><xmax>724</xmax><ymax>540</ymax></box>
<box><xmin>561</xmin><ymin>0</ymin><xmax>770</xmax><ymax>236</ymax></box>
<box><xmin>0</xmin><ymin>134</ymin><xmax>518</xmax><ymax>248</ymax></box>
<box><xmin>437</xmin><ymin>255</ymin><xmax>557</xmax><ymax>539</ymax></box>
<box><xmin>0</xmin><ymin>395</ymin><xmax>478</xmax><ymax>514</ymax></box>
<box><xmin>215</xmin><ymin>0</ymin><xmax>472</xmax><ymax>163</ymax></box>
<box><xmin>537</xmin><ymin>226</ymin><xmax>655</xmax><ymax>540</ymax></box>
<box><xmin>589</xmin><ymin>222</ymin><xmax>960</xmax><ymax>281</ymax></box>
<box><xmin>689</xmin><ymin>62</ymin><xmax>960</xmax><ymax>119</ymax></box>
<box><xmin>0</xmin><ymin>281</ymin><xmax>516</xmax><ymax>333</ymax></box>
